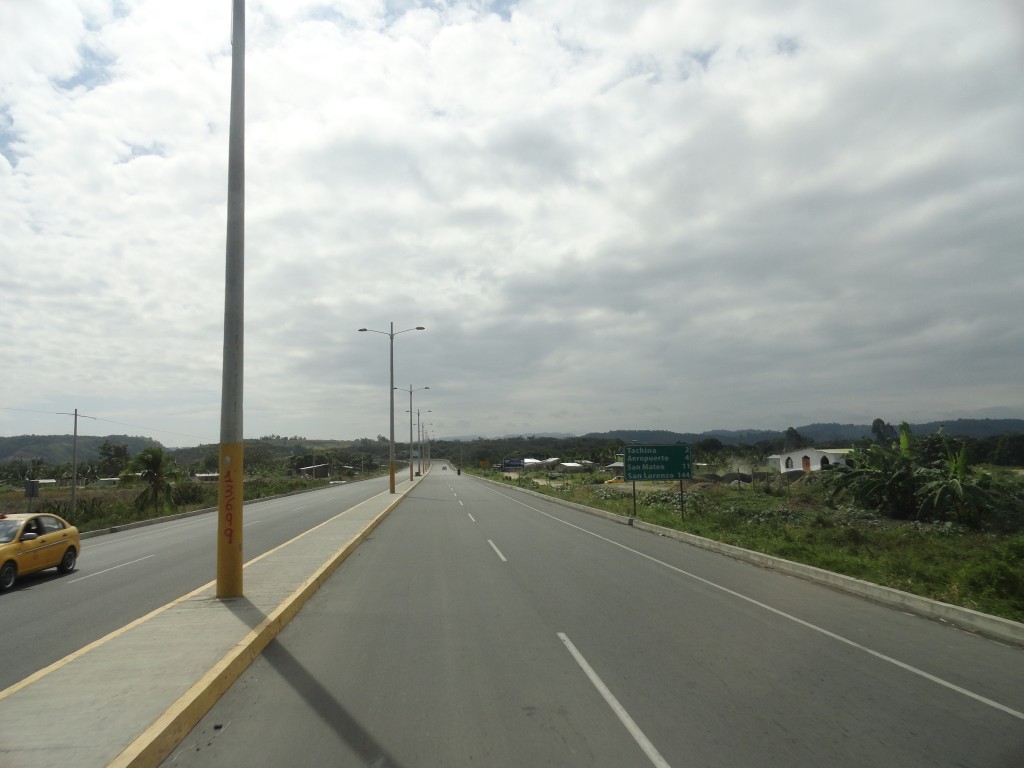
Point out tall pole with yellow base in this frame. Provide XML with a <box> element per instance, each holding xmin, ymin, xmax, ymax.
<box><xmin>217</xmin><ymin>0</ymin><xmax>245</xmax><ymax>598</ymax></box>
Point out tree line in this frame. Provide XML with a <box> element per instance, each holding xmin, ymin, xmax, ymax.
<box><xmin>0</xmin><ymin>435</ymin><xmax>397</xmax><ymax>486</ymax></box>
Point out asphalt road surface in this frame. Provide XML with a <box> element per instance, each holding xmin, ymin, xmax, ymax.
<box><xmin>162</xmin><ymin>467</ymin><xmax>1024</xmax><ymax>767</ymax></box>
<box><xmin>1</xmin><ymin>477</ymin><xmax>394</xmax><ymax>690</ymax></box>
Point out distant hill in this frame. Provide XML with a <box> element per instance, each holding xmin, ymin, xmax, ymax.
<box><xmin>786</xmin><ymin>419</ymin><xmax>1024</xmax><ymax>443</ymax></box>
<box><xmin>441</xmin><ymin>433</ymin><xmax>576</xmax><ymax>441</ymax></box>
<box><xmin>5</xmin><ymin>418</ymin><xmax>1023</xmax><ymax>464</ymax></box>
<box><xmin>582</xmin><ymin>428</ymin><xmax>713</xmax><ymax>444</ymax></box>
<box><xmin>899</xmin><ymin>418</ymin><xmax>1024</xmax><ymax>439</ymax></box>
<box><xmin>0</xmin><ymin>434</ymin><xmax>163</xmax><ymax>464</ymax></box>
<box><xmin>0</xmin><ymin>434</ymin><xmax>377</xmax><ymax>468</ymax></box>
<box><xmin>168</xmin><ymin>437</ymin><xmax>360</xmax><ymax>466</ymax></box>
<box><xmin>585</xmin><ymin>419</ymin><xmax>1024</xmax><ymax>446</ymax></box>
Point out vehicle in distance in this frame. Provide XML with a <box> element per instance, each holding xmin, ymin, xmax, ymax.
<box><xmin>0</xmin><ymin>512</ymin><xmax>80</xmax><ymax>591</ymax></box>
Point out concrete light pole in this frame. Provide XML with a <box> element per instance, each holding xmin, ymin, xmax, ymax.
<box><xmin>358</xmin><ymin>323</ymin><xmax>425</xmax><ymax>493</ymax></box>
<box><xmin>416</xmin><ymin>409</ymin><xmax>431</xmax><ymax>475</ymax></box>
<box><xmin>217</xmin><ymin>0</ymin><xmax>246</xmax><ymax>598</ymax></box>
<box><xmin>396</xmin><ymin>385</ymin><xmax>428</xmax><ymax>481</ymax></box>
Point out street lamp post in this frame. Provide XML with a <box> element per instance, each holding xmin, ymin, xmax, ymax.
<box><xmin>396</xmin><ymin>385</ymin><xmax>429</xmax><ymax>481</ymax></box>
<box><xmin>214</xmin><ymin>0</ymin><xmax>246</xmax><ymax>599</ymax></box>
<box><xmin>358</xmin><ymin>323</ymin><xmax>425</xmax><ymax>493</ymax></box>
<box><xmin>415</xmin><ymin>408</ymin><xmax>432</xmax><ymax>476</ymax></box>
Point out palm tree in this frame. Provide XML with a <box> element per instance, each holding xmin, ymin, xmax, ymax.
<box><xmin>133</xmin><ymin>447</ymin><xmax>177</xmax><ymax>516</ymax></box>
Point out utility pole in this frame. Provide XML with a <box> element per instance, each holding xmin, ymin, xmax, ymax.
<box><xmin>217</xmin><ymin>0</ymin><xmax>245</xmax><ymax>598</ymax></box>
<box><xmin>57</xmin><ymin>409</ymin><xmax>94</xmax><ymax>520</ymax></box>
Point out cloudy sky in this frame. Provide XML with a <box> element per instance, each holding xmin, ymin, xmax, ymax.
<box><xmin>2</xmin><ymin>0</ymin><xmax>1023</xmax><ymax>447</ymax></box>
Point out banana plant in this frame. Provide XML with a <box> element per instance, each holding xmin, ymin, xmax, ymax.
<box><xmin>915</xmin><ymin>441</ymin><xmax>993</xmax><ymax>526</ymax></box>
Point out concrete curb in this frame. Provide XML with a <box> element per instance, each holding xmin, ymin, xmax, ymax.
<box><xmin>475</xmin><ymin>476</ymin><xmax>1024</xmax><ymax>647</ymax></box>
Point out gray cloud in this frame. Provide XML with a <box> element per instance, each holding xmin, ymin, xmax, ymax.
<box><xmin>2</xmin><ymin>0</ymin><xmax>1022</xmax><ymax>445</ymax></box>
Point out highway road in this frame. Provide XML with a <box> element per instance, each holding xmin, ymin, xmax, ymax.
<box><xmin>1</xmin><ymin>476</ymin><xmax>396</xmax><ymax>690</ymax></box>
<box><xmin>162</xmin><ymin>465</ymin><xmax>1024</xmax><ymax>767</ymax></box>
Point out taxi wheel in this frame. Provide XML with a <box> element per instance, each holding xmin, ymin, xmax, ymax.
<box><xmin>58</xmin><ymin>548</ymin><xmax>77</xmax><ymax>574</ymax></box>
<box><xmin>0</xmin><ymin>561</ymin><xmax>15</xmax><ymax>591</ymax></box>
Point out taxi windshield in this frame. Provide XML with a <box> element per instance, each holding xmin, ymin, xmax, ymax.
<box><xmin>0</xmin><ymin>519</ymin><xmax>21</xmax><ymax>544</ymax></box>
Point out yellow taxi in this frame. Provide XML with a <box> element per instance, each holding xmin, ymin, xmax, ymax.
<box><xmin>0</xmin><ymin>512</ymin><xmax>80</xmax><ymax>591</ymax></box>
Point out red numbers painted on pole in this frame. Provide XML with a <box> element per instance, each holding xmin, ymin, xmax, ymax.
<box><xmin>223</xmin><ymin>469</ymin><xmax>235</xmax><ymax>544</ymax></box>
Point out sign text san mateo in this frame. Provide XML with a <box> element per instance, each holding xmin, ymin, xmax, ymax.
<box><xmin>623</xmin><ymin>444</ymin><xmax>692</xmax><ymax>482</ymax></box>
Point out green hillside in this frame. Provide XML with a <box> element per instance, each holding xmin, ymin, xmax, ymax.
<box><xmin>0</xmin><ymin>434</ymin><xmax>163</xmax><ymax>465</ymax></box>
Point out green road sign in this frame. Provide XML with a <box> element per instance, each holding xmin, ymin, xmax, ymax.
<box><xmin>623</xmin><ymin>444</ymin><xmax>692</xmax><ymax>482</ymax></box>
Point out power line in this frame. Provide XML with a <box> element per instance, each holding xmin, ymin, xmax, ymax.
<box><xmin>0</xmin><ymin>406</ymin><xmax>208</xmax><ymax>441</ymax></box>
<box><xmin>89</xmin><ymin>416</ymin><xmax>207</xmax><ymax>441</ymax></box>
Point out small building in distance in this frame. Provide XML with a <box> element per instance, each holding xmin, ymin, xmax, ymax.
<box><xmin>767</xmin><ymin>448</ymin><xmax>854</xmax><ymax>473</ymax></box>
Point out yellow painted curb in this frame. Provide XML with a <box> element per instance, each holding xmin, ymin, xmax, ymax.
<box><xmin>109</xmin><ymin>487</ymin><xmax>412</xmax><ymax>768</ymax></box>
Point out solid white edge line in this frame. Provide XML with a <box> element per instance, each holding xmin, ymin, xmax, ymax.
<box><xmin>69</xmin><ymin>555</ymin><xmax>155</xmax><ymax>583</ymax></box>
<box><xmin>487</xmin><ymin>539</ymin><xmax>507</xmax><ymax>562</ymax></box>
<box><xmin>491</xmin><ymin>487</ymin><xmax>1024</xmax><ymax>723</ymax></box>
<box><xmin>558</xmin><ymin>632</ymin><xmax>672</xmax><ymax>768</ymax></box>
